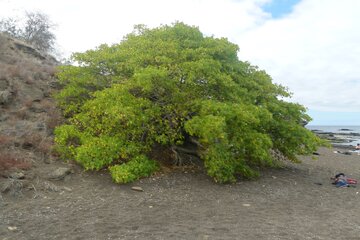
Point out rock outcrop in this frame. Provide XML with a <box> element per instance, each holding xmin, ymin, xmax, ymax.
<box><xmin>0</xmin><ymin>32</ymin><xmax>65</xmax><ymax>197</ymax></box>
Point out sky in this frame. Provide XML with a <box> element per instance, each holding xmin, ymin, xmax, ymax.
<box><xmin>0</xmin><ymin>0</ymin><xmax>359</xmax><ymax>125</ymax></box>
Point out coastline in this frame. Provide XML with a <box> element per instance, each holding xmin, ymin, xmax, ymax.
<box><xmin>308</xmin><ymin>126</ymin><xmax>360</xmax><ymax>150</ymax></box>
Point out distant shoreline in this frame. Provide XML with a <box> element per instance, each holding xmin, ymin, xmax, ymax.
<box><xmin>307</xmin><ymin>126</ymin><xmax>360</xmax><ymax>149</ymax></box>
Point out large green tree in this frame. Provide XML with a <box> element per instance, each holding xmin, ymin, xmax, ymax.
<box><xmin>55</xmin><ymin>23</ymin><xmax>323</xmax><ymax>183</ymax></box>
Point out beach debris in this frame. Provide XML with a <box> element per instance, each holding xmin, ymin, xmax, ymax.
<box><xmin>242</xmin><ymin>203</ymin><xmax>251</xmax><ymax>207</ymax></box>
<box><xmin>131</xmin><ymin>186</ymin><xmax>143</xmax><ymax>192</ymax></box>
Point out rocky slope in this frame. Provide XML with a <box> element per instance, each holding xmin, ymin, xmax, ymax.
<box><xmin>0</xmin><ymin>33</ymin><xmax>66</xmax><ymax>197</ymax></box>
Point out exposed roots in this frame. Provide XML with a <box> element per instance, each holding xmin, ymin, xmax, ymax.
<box><xmin>171</xmin><ymin>145</ymin><xmax>200</xmax><ymax>166</ymax></box>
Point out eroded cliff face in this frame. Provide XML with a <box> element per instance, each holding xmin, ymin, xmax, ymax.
<box><xmin>0</xmin><ymin>32</ymin><xmax>63</xmax><ymax>184</ymax></box>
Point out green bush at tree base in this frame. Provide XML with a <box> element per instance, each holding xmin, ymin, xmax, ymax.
<box><xmin>109</xmin><ymin>155</ymin><xmax>159</xmax><ymax>184</ymax></box>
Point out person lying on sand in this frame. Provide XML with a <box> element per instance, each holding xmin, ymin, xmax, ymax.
<box><xmin>355</xmin><ymin>144</ymin><xmax>360</xmax><ymax>155</ymax></box>
<box><xmin>331</xmin><ymin>173</ymin><xmax>357</xmax><ymax>188</ymax></box>
<box><xmin>356</xmin><ymin>143</ymin><xmax>360</xmax><ymax>151</ymax></box>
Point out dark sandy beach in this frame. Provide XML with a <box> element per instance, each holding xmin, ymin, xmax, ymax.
<box><xmin>1</xmin><ymin>146</ymin><xmax>360</xmax><ymax>240</ymax></box>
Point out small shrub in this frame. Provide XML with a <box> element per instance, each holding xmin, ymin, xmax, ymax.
<box><xmin>0</xmin><ymin>74</ymin><xmax>9</xmax><ymax>89</ymax></box>
<box><xmin>6</xmin><ymin>65</ymin><xmax>20</xmax><ymax>78</ymax></box>
<box><xmin>39</xmin><ymin>99</ymin><xmax>53</xmax><ymax>110</ymax></box>
<box><xmin>10</xmin><ymin>82</ymin><xmax>18</xmax><ymax>96</ymax></box>
<box><xmin>14</xmin><ymin>108</ymin><xmax>29</xmax><ymax>120</ymax></box>
<box><xmin>37</xmin><ymin>138</ymin><xmax>53</xmax><ymax>155</ymax></box>
<box><xmin>18</xmin><ymin>68</ymin><xmax>33</xmax><ymax>82</ymax></box>
<box><xmin>21</xmin><ymin>133</ymin><xmax>42</xmax><ymax>149</ymax></box>
<box><xmin>24</xmin><ymin>76</ymin><xmax>35</xmax><ymax>85</ymax></box>
<box><xmin>0</xmin><ymin>135</ymin><xmax>13</xmax><ymax>146</ymax></box>
<box><xmin>42</xmin><ymin>65</ymin><xmax>57</xmax><ymax>77</ymax></box>
<box><xmin>45</xmin><ymin>108</ymin><xmax>63</xmax><ymax>131</ymax></box>
<box><xmin>109</xmin><ymin>155</ymin><xmax>159</xmax><ymax>184</ymax></box>
<box><xmin>0</xmin><ymin>153</ymin><xmax>32</xmax><ymax>171</ymax></box>
<box><xmin>24</xmin><ymin>99</ymin><xmax>33</xmax><ymax>108</ymax></box>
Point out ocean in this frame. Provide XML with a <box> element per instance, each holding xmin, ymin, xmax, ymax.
<box><xmin>306</xmin><ymin>125</ymin><xmax>360</xmax><ymax>146</ymax></box>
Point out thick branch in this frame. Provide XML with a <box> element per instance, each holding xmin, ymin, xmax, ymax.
<box><xmin>172</xmin><ymin>145</ymin><xmax>200</xmax><ymax>157</ymax></box>
<box><xmin>188</xmin><ymin>136</ymin><xmax>203</xmax><ymax>148</ymax></box>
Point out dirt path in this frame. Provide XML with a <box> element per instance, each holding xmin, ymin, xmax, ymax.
<box><xmin>1</xmin><ymin>147</ymin><xmax>360</xmax><ymax>240</ymax></box>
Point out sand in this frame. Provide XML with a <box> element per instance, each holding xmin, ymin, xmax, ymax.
<box><xmin>1</xmin><ymin>147</ymin><xmax>360</xmax><ymax>240</ymax></box>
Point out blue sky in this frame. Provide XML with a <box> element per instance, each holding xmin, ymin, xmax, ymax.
<box><xmin>0</xmin><ymin>0</ymin><xmax>359</xmax><ymax>126</ymax></box>
<box><xmin>307</xmin><ymin>110</ymin><xmax>360</xmax><ymax>126</ymax></box>
<box><xmin>262</xmin><ymin>0</ymin><xmax>301</xmax><ymax>18</ymax></box>
<box><xmin>261</xmin><ymin>0</ymin><xmax>360</xmax><ymax>126</ymax></box>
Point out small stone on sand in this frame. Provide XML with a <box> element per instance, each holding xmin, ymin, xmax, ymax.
<box><xmin>8</xmin><ymin>226</ymin><xmax>17</xmax><ymax>231</ymax></box>
<box><xmin>131</xmin><ymin>186</ymin><xmax>143</xmax><ymax>192</ymax></box>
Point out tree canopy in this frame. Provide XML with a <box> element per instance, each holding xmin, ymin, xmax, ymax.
<box><xmin>54</xmin><ymin>22</ymin><xmax>323</xmax><ymax>183</ymax></box>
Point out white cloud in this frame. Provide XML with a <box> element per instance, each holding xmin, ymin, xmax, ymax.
<box><xmin>238</xmin><ymin>0</ymin><xmax>360</xmax><ymax>112</ymax></box>
<box><xmin>0</xmin><ymin>0</ymin><xmax>269</xmax><ymax>54</ymax></box>
<box><xmin>1</xmin><ymin>0</ymin><xmax>359</xmax><ymax>114</ymax></box>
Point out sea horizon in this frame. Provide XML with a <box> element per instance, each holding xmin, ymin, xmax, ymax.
<box><xmin>306</xmin><ymin>125</ymin><xmax>360</xmax><ymax>146</ymax></box>
<box><xmin>306</xmin><ymin>125</ymin><xmax>360</xmax><ymax>132</ymax></box>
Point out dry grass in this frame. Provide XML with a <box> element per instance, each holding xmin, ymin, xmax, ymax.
<box><xmin>0</xmin><ymin>34</ymin><xmax>6</xmax><ymax>50</ymax></box>
<box><xmin>0</xmin><ymin>66</ymin><xmax>11</xmax><ymax>81</ymax></box>
<box><xmin>46</xmin><ymin>109</ymin><xmax>63</xmax><ymax>131</ymax></box>
<box><xmin>0</xmin><ymin>34</ymin><xmax>58</xmax><ymax>171</ymax></box>
<box><xmin>6</xmin><ymin>65</ymin><xmax>21</xmax><ymax>78</ymax></box>
<box><xmin>0</xmin><ymin>57</ymin><xmax>55</xmax><ymax>84</ymax></box>
<box><xmin>41</xmin><ymin>65</ymin><xmax>57</xmax><ymax>77</ymax></box>
<box><xmin>0</xmin><ymin>153</ymin><xmax>32</xmax><ymax>171</ymax></box>
<box><xmin>37</xmin><ymin>138</ymin><xmax>54</xmax><ymax>156</ymax></box>
<box><xmin>24</xmin><ymin>76</ymin><xmax>35</xmax><ymax>85</ymax></box>
<box><xmin>38</xmin><ymin>99</ymin><xmax>53</xmax><ymax>110</ymax></box>
<box><xmin>14</xmin><ymin>108</ymin><xmax>29</xmax><ymax>120</ymax></box>
<box><xmin>23</xmin><ymin>99</ymin><xmax>33</xmax><ymax>108</ymax></box>
<box><xmin>0</xmin><ymin>135</ymin><xmax>14</xmax><ymax>146</ymax></box>
<box><xmin>21</xmin><ymin>132</ymin><xmax>43</xmax><ymax>149</ymax></box>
